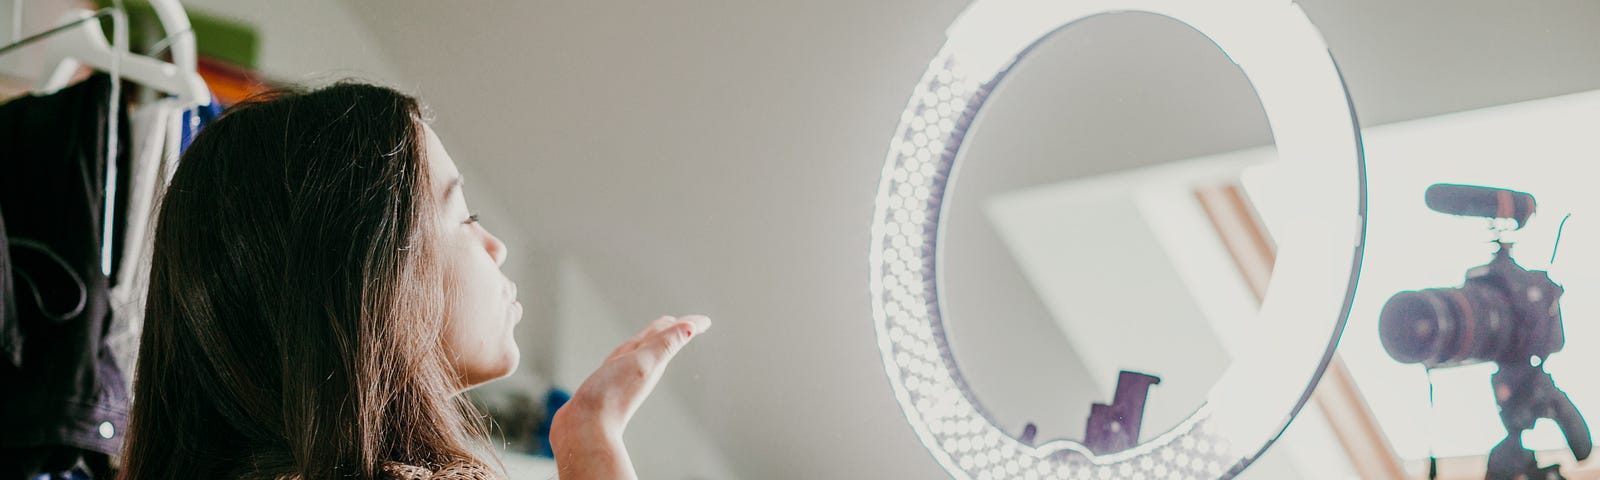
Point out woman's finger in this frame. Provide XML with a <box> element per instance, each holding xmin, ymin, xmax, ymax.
<box><xmin>636</xmin><ymin>316</ymin><xmax>711</xmax><ymax>367</ymax></box>
<box><xmin>611</xmin><ymin>316</ymin><xmax>711</xmax><ymax>423</ymax></box>
<box><xmin>607</xmin><ymin>315</ymin><xmax>679</xmax><ymax>360</ymax></box>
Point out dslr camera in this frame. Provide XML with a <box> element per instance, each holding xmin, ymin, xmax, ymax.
<box><xmin>1378</xmin><ymin>183</ymin><xmax>1589</xmax><ymax>480</ymax></box>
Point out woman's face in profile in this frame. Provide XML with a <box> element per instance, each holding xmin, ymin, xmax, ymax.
<box><xmin>426</xmin><ymin>124</ymin><xmax>523</xmax><ymax>388</ymax></box>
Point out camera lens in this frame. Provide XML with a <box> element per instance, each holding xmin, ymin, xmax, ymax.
<box><xmin>1379</xmin><ymin>285</ymin><xmax>1515</xmax><ymax>368</ymax></box>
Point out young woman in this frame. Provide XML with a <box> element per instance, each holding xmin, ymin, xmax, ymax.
<box><xmin>117</xmin><ymin>82</ymin><xmax>708</xmax><ymax>480</ymax></box>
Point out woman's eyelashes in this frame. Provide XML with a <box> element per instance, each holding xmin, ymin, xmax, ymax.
<box><xmin>465</xmin><ymin>213</ymin><xmax>481</xmax><ymax>225</ymax></box>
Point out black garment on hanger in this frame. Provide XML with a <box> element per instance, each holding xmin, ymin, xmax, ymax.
<box><xmin>0</xmin><ymin>211</ymin><xmax>14</xmax><ymax>370</ymax></box>
<box><xmin>0</xmin><ymin>74</ymin><xmax>132</xmax><ymax>478</ymax></box>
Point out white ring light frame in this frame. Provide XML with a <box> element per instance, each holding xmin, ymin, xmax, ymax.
<box><xmin>868</xmin><ymin>0</ymin><xmax>1367</xmax><ymax>478</ymax></box>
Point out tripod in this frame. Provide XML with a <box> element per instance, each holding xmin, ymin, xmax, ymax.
<box><xmin>1484</xmin><ymin>361</ymin><xmax>1591</xmax><ymax>480</ymax></box>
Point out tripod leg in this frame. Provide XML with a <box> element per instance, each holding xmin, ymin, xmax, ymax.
<box><xmin>1486</xmin><ymin>435</ymin><xmax>1537</xmax><ymax>480</ymax></box>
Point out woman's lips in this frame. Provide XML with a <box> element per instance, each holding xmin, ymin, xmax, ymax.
<box><xmin>505</xmin><ymin>281</ymin><xmax>521</xmax><ymax>320</ymax></box>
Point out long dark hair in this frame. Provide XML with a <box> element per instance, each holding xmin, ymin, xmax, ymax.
<box><xmin>119</xmin><ymin>83</ymin><xmax>490</xmax><ymax>479</ymax></box>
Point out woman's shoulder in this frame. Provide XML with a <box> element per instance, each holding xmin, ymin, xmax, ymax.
<box><xmin>261</xmin><ymin>461</ymin><xmax>498</xmax><ymax>480</ymax></box>
<box><xmin>380</xmin><ymin>460</ymin><xmax>499</xmax><ymax>480</ymax></box>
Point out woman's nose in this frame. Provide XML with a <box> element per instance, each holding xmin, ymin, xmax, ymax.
<box><xmin>485</xmin><ymin>231</ymin><xmax>508</xmax><ymax>267</ymax></box>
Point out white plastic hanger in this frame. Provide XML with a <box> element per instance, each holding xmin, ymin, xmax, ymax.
<box><xmin>30</xmin><ymin>0</ymin><xmax>209</xmax><ymax>107</ymax></box>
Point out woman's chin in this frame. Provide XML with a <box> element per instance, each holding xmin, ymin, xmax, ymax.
<box><xmin>497</xmin><ymin>346</ymin><xmax>521</xmax><ymax>379</ymax></box>
<box><xmin>459</xmin><ymin>347</ymin><xmax>521</xmax><ymax>391</ymax></box>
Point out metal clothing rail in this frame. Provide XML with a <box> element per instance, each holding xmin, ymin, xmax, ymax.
<box><xmin>0</xmin><ymin>8</ymin><xmax>112</xmax><ymax>58</ymax></box>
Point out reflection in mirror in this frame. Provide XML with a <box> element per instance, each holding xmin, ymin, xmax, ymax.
<box><xmin>939</xmin><ymin>11</ymin><xmax>1279</xmax><ymax>454</ymax></box>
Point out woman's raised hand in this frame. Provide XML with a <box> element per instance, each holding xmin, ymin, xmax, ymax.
<box><xmin>550</xmin><ymin>315</ymin><xmax>712</xmax><ymax>480</ymax></box>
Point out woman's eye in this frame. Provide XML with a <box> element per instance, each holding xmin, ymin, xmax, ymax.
<box><xmin>465</xmin><ymin>213</ymin><xmax>481</xmax><ymax>225</ymax></box>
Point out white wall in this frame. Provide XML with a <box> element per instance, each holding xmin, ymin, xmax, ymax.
<box><xmin>177</xmin><ymin>0</ymin><xmax>402</xmax><ymax>83</ymax></box>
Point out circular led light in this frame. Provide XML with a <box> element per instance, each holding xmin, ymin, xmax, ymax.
<box><xmin>868</xmin><ymin>0</ymin><xmax>1367</xmax><ymax>478</ymax></box>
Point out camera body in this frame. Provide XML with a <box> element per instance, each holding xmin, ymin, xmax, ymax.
<box><xmin>1379</xmin><ymin>243</ymin><xmax>1565</xmax><ymax>369</ymax></box>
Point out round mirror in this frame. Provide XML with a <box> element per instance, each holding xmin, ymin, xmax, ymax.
<box><xmin>870</xmin><ymin>0</ymin><xmax>1366</xmax><ymax>477</ymax></box>
<box><xmin>940</xmin><ymin>10</ymin><xmax>1273</xmax><ymax>454</ymax></box>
